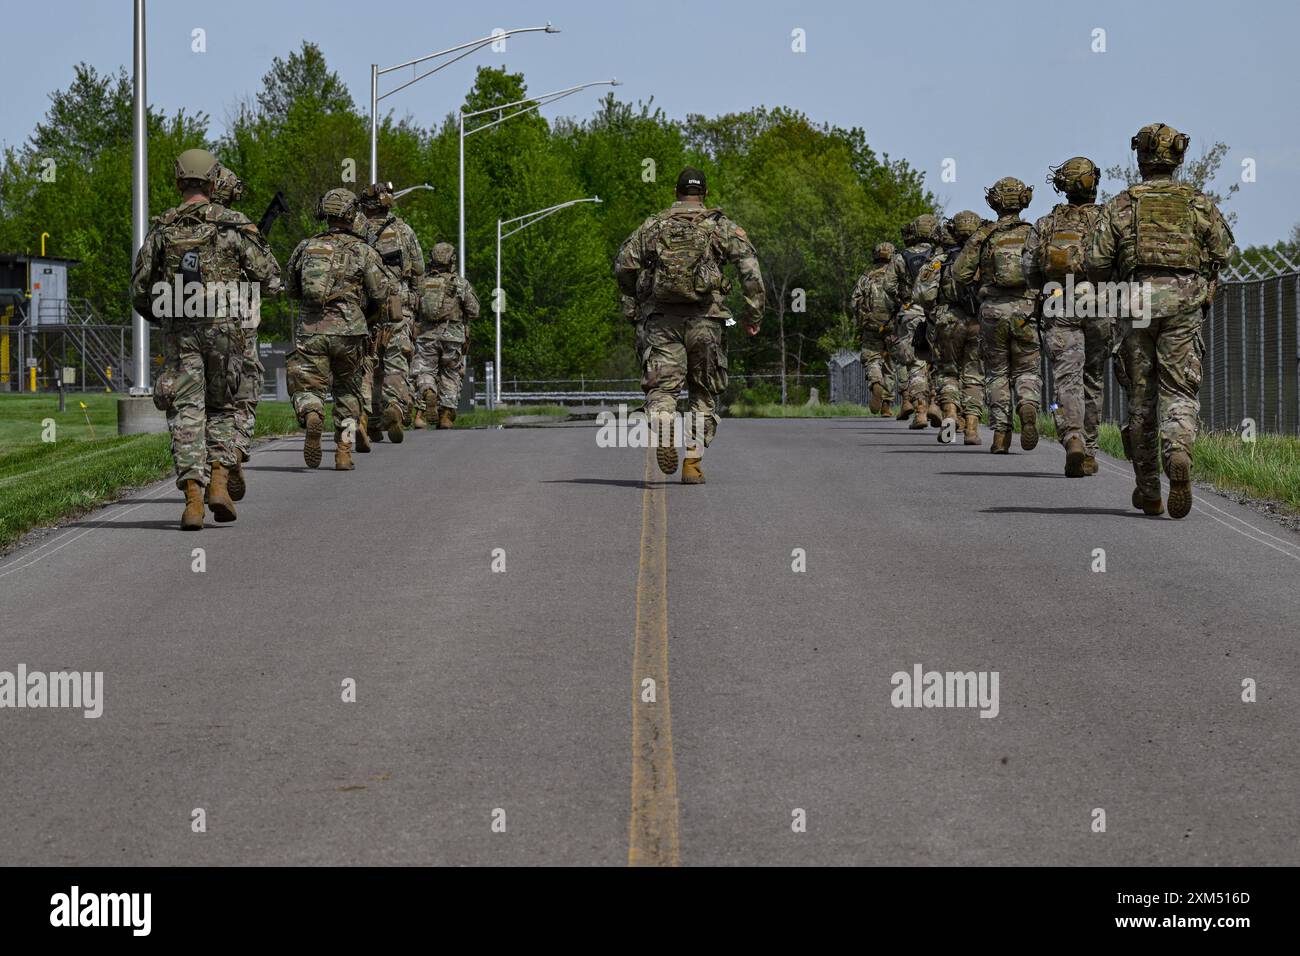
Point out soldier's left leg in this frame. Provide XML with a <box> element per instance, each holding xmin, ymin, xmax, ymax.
<box><xmin>1122</xmin><ymin>321</ymin><xmax>1162</xmax><ymax>507</ymax></box>
<box><xmin>329</xmin><ymin>334</ymin><xmax>368</xmax><ymax>441</ymax></box>
<box><xmin>1156</xmin><ymin>309</ymin><xmax>1203</xmax><ymax>518</ymax></box>
<box><xmin>959</xmin><ymin>317</ymin><xmax>985</xmax><ymax>419</ymax></box>
<box><xmin>201</xmin><ymin>323</ymin><xmax>243</xmax><ymax>473</ymax></box>
<box><xmin>1044</xmin><ymin>315</ymin><xmax>1085</xmax><ymax>446</ymax></box>
<box><xmin>1082</xmin><ymin>315</ymin><xmax>1112</xmax><ymax>461</ymax></box>
<box><xmin>436</xmin><ymin>340</ymin><xmax>466</xmax><ymax>414</ymax></box>
<box><xmin>642</xmin><ymin>314</ymin><xmax>688</xmax><ymax>474</ymax></box>
<box><xmin>232</xmin><ymin>335</ymin><xmax>262</xmax><ymax>463</ymax></box>
<box><xmin>163</xmin><ymin>327</ymin><xmax>208</xmax><ymax>488</ymax></box>
<box><xmin>932</xmin><ymin>311</ymin><xmax>963</xmax><ymax>410</ymax></box>
<box><xmin>684</xmin><ymin>316</ymin><xmax>726</xmax><ymax>451</ymax></box>
<box><xmin>381</xmin><ymin>321</ymin><xmax>413</xmax><ymax>419</ymax></box>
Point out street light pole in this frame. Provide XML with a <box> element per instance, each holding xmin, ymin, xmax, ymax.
<box><xmin>130</xmin><ymin>0</ymin><xmax>149</xmax><ymax>396</ymax></box>
<box><xmin>494</xmin><ymin>197</ymin><xmax>602</xmax><ymax>404</ymax></box>
<box><xmin>368</xmin><ymin>24</ymin><xmax>558</xmax><ymax>184</ymax></box>
<box><xmin>458</xmin><ymin>78</ymin><xmax>618</xmax><ymax>281</ymax></box>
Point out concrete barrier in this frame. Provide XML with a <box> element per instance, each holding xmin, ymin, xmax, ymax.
<box><xmin>117</xmin><ymin>397</ymin><xmax>168</xmax><ymax>435</ymax></box>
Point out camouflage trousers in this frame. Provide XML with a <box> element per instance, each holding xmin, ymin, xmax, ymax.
<box><xmin>288</xmin><ymin>333</ymin><xmax>367</xmax><ymax>435</ymax></box>
<box><xmin>642</xmin><ymin>312</ymin><xmax>727</xmax><ymax>447</ymax></box>
<box><xmin>860</xmin><ymin>320</ymin><xmax>893</xmax><ymax>393</ymax></box>
<box><xmin>232</xmin><ymin>335</ymin><xmax>262</xmax><ymax>462</ymax></box>
<box><xmin>893</xmin><ymin>305</ymin><xmax>930</xmax><ymax>408</ymax></box>
<box><xmin>933</xmin><ymin>305</ymin><xmax>983</xmax><ymax>416</ymax></box>
<box><xmin>157</xmin><ymin>320</ymin><xmax>244</xmax><ymax>488</ymax></box>
<box><xmin>411</xmin><ymin>325</ymin><xmax>467</xmax><ymax>410</ymax></box>
<box><xmin>1045</xmin><ymin>314</ymin><xmax>1113</xmax><ymax>454</ymax></box>
<box><xmin>1122</xmin><ymin>308</ymin><xmax>1203</xmax><ymax>500</ymax></box>
<box><xmin>361</xmin><ymin>320</ymin><xmax>413</xmax><ymax>422</ymax></box>
<box><xmin>979</xmin><ymin>293</ymin><xmax>1041</xmax><ymax>432</ymax></box>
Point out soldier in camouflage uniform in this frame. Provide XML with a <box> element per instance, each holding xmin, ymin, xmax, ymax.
<box><xmin>285</xmin><ymin>188</ymin><xmax>395</xmax><ymax>471</ymax></box>
<box><xmin>358</xmin><ymin>182</ymin><xmax>424</xmax><ymax>443</ymax></box>
<box><xmin>1088</xmin><ymin>124</ymin><xmax>1233</xmax><ymax>519</ymax></box>
<box><xmin>914</xmin><ymin>211</ymin><xmax>984</xmax><ymax>444</ymax></box>
<box><xmin>208</xmin><ymin>163</ymin><xmax>271</xmax><ymax>502</ymax></box>
<box><xmin>1024</xmin><ymin>157</ymin><xmax>1105</xmax><ymax>477</ymax></box>
<box><xmin>130</xmin><ymin>148</ymin><xmax>281</xmax><ymax>531</ymax></box>
<box><xmin>412</xmin><ymin>243</ymin><xmax>479</xmax><ymax>429</ymax></box>
<box><xmin>619</xmin><ymin>236</ymin><xmax>655</xmax><ymax>403</ymax></box>
<box><xmin>893</xmin><ymin>214</ymin><xmax>943</xmax><ymax>429</ymax></box>
<box><xmin>614</xmin><ymin>167</ymin><xmax>765</xmax><ymax>484</ymax></box>
<box><xmin>955</xmin><ymin>177</ymin><xmax>1040</xmax><ymax>454</ymax></box>
<box><xmin>849</xmin><ymin>242</ymin><xmax>899</xmax><ymax>416</ymax></box>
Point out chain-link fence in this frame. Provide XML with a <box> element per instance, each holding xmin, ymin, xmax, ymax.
<box><xmin>829</xmin><ymin>253</ymin><xmax>1300</xmax><ymax>436</ymax></box>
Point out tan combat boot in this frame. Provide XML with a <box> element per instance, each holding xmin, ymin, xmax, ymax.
<box><xmin>938</xmin><ymin>403</ymin><xmax>958</xmax><ymax>443</ymax></box>
<box><xmin>181</xmin><ymin>480</ymin><xmax>205</xmax><ymax>531</ymax></box>
<box><xmin>1018</xmin><ymin>404</ymin><xmax>1038</xmax><ymax>450</ymax></box>
<box><xmin>1166</xmin><ymin>450</ymin><xmax>1193</xmax><ymax>519</ymax></box>
<box><xmin>927</xmin><ymin>402</ymin><xmax>943</xmax><ymax>428</ymax></box>
<box><xmin>990</xmin><ymin>431</ymin><xmax>1011</xmax><ymax>455</ymax></box>
<box><xmin>383</xmin><ymin>403</ymin><xmax>404</xmax><ymax>443</ymax></box>
<box><xmin>1132</xmin><ymin>487</ymin><xmax>1165</xmax><ymax>516</ymax></box>
<box><xmin>356</xmin><ymin>414</ymin><xmax>372</xmax><ymax>453</ymax></box>
<box><xmin>880</xmin><ymin>400</ymin><xmax>893</xmax><ymax>418</ymax></box>
<box><xmin>1064</xmin><ymin>435</ymin><xmax>1086</xmax><ymax>477</ymax></box>
<box><xmin>207</xmin><ymin>463</ymin><xmax>238</xmax><ymax>523</ymax></box>
<box><xmin>335</xmin><ymin>440</ymin><xmax>355</xmax><ymax>471</ymax></box>
<box><xmin>227</xmin><ymin>463</ymin><xmax>246</xmax><ymax>501</ymax></box>
<box><xmin>303</xmin><ymin>411</ymin><xmax>324</xmax><ymax>467</ymax></box>
<box><xmin>437</xmin><ymin>407</ymin><xmax>456</xmax><ymax>430</ymax></box>
<box><xmin>682</xmin><ymin>450</ymin><xmax>705</xmax><ymax>484</ymax></box>
<box><xmin>896</xmin><ymin>400</ymin><xmax>913</xmax><ymax>421</ymax></box>
<box><xmin>963</xmin><ymin>414</ymin><xmax>982</xmax><ymax>446</ymax></box>
<box><xmin>868</xmin><ymin>382</ymin><xmax>884</xmax><ymax>414</ymax></box>
<box><xmin>909</xmin><ymin>403</ymin><xmax>928</xmax><ymax>429</ymax></box>
<box><xmin>1081</xmin><ymin>454</ymin><xmax>1098</xmax><ymax>475</ymax></box>
<box><xmin>412</xmin><ymin>407</ymin><xmax>428</xmax><ymax>430</ymax></box>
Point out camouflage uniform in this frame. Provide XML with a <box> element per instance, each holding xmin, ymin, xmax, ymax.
<box><xmin>1023</xmin><ymin>158</ymin><xmax>1106</xmax><ymax>473</ymax></box>
<box><xmin>614</xmin><ymin>197</ymin><xmax>764</xmax><ymax>452</ymax></box>
<box><xmin>893</xmin><ymin>215</ymin><xmax>941</xmax><ymax>422</ymax></box>
<box><xmin>412</xmin><ymin>244</ymin><xmax>479</xmax><ymax>423</ymax></box>
<box><xmin>130</xmin><ymin>190</ymin><xmax>280</xmax><ymax>490</ymax></box>
<box><xmin>360</xmin><ymin>192</ymin><xmax>424</xmax><ymax>429</ymax></box>
<box><xmin>849</xmin><ymin>243</ymin><xmax>899</xmax><ymax>414</ymax></box>
<box><xmin>914</xmin><ymin>211</ymin><xmax>984</xmax><ymax>432</ymax></box>
<box><xmin>955</xmin><ymin>179</ymin><xmax>1040</xmax><ymax>444</ymax></box>
<box><xmin>1088</xmin><ymin>125</ymin><xmax>1233</xmax><ymax>514</ymax></box>
<box><xmin>285</xmin><ymin>192</ymin><xmax>393</xmax><ymax>444</ymax></box>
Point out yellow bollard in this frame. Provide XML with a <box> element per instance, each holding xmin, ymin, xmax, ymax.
<box><xmin>29</xmin><ymin>366</ymin><xmax>36</xmax><ymax>392</ymax></box>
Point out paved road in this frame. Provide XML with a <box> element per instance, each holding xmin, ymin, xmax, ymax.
<box><xmin>1</xmin><ymin>415</ymin><xmax>1297</xmax><ymax>865</ymax></box>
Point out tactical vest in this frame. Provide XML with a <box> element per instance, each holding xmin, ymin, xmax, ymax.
<box><xmin>418</xmin><ymin>273</ymin><xmax>463</xmax><ymax>327</ymax></box>
<box><xmin>1039</xmin><ymin>204</ymin><xmax>1096</xmax><ymax>282</ymax></box>
<box><xmin>368</xmin><ymin>215</ymin><xmax>412</xmax><ymax>279</ymax></box>
<box><xmin>979</xmin><ymin>219</ymin><xmax>1032</xmax><ymax>289</ymax></box>
<box><xmin>858</xmin><ymin>262</ymin><xmax>899</xmax><ymax>319</ymax></box>
<box><xmin>157</xmin><ymin>202</ymin><xmax>244</xmax><ymax>297</ymax></box>
<box><xmin>937</xmin><ymin>246</ymin><xmax>973</xmax><ymax>312</ymax></box>
<box><xmin>650</xmin><ymin>208</ymin><xmax>727</xmax><ymax>304</ymax></box>
<box><xmin>1126</xmin><ymin>181</ymin><xmax>1201</xmax><ymax>274</ymax></box>
<box><xmin>297</xmin><ymin>231</ymin><xmax>363</xmax><ymax>310</ymax></box>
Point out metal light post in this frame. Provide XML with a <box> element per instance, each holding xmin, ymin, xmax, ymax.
<box><xmin>495</xmin><ymin>197</ymin><xmax>601</xmax><ymax>404</ymax></box>
<box><xmin>368</xmin><ymin>24</ymin><xmax>559</xmax><ymax>184</ymax></box>
<box><xmin>130</xmin><ymin>0</ymin><xmax>149</xmax><ymax>395</ymax></box>
<box><xmin>459</xmin><ymin>79</ymin><xmax>619</xmax><ymax>280</ymax></box>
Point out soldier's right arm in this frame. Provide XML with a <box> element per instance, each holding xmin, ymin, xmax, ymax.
<box><xmin>235</xmin><ymin>222</ymin><xmax>282</xmax><ymax>295</ymax></box>
<box><xmin>459</xmin><ymin>278</ymin><xmax>480</xmax><ymax>322</ymax></box>
<box><xmin>285</xmin><ymin>240</ymin><xmax>307</xmax><ymax>301</ymax></box>
<box><xmin>1021</xmin><ymin>217</ymin><xmax>1046</xmax><ymax>291</ymax></box>
<box><xmin>360</xmin><ymin>243</ymin><xmax>395</xmax><ymax>319</ymax></box>
<box><xmin>129</xmin><ymin>225</ymin><xmax>163</xmax><ymax>317</ymax></box>
<box><xmin>953</xmin><ymin>227</ymin><xmax>989</xmax><ymax>290</ymax></box>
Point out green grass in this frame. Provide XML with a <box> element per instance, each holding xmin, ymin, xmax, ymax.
<box><xmin>0</xmin><ymin>395</ymin><xmax>304</xmax><ymax>550</ymax></box>
<box><xmin>727</xmin><ymin>401</ymin><xmax>876</xmax><ymax>418</ymax></box>
<box><xmin>455</xmin><ymin>404</ymin><xmax>571</xmax><ymax>428</ymax></box>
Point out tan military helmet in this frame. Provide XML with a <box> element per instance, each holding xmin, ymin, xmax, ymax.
<box><xmin>428</xmin><ymin>242</ymin><xmax>457</xmax><ymax>271</ymax></box>
<box><xmin>317</xmin><ymin>187</ymin><xmax>358</xmax><ymax>222</ymax></box>
<box><xmin>210</xmin><ymin>163</ymin><xmax>245</xmax><ymax>206</ymax></box>
<box><xmin>1131</xmin><ymin>123</ymin><xmax>1190</xmax><ymax>173</ymax></box>
<box><xmin>949</xmin><ymin>210</ymin><xmax>982</xmax><ymax>243</ymax></box>
<box><xmin>1047</xmin><ymin>157</ymin><xmax>1100</xmax><ymax>202</ymax></box>
<box><xmin>174</xmin><ymin>148</ymin><xmax>221</xmax><ymax>191</ymax></box>
<box><xmin>873</xmin><ymin>241</ymin><xmax>895</xmax><ymax>262</ymax></box>
<box><xmin>908</xmin><ymin>213</ymin><xmax>939</xmax><ymax>244</ymax></box>
<box><xmin>359</xmin><ymin>181</ymin><xmax>394</xmax><ymax>210</ymax></box>
<box><xmin>985</xmin><ymin>176</ymin><xmax>1033</xmax><ymax>214</ymax></box>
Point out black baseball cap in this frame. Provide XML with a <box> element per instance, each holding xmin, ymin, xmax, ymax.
<box><xmin>676</xmin><ymin>167</ymin><xmax>707</xmax><ymax>195</ymax></box>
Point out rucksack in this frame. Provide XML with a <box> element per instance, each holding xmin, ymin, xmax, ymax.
<box><xmin>980</xmin><ymin>220</ymin><xmax>1031</xmax><ymax>288</ymax></box>
<box><xmin>859</xmin><ymin>263</ymin><xmax>898</xmax><ymax>317</ymax></box>
<box><xmin>368</xmin><ymin>215</ymin><xmax>408</xmax><ymax>275</ymax></box>
<box><xmin>418</xmin><ymin>274</ymin><xmax>459</xmax><ymax>324</ymax></box>
<box><xmin>651</xmin><ymin>209</ymin><xmax>725</xmax><ymax>304</ymax></box>
<box><xmin>1040</xmin><ymin>204</ymin><xmax>1092</xmax><ymax>282</ymax></box>
<box><xmin>158</xmin><ymin>204</ymin><xmax>240</xmax><ymax>289</ymax></box>
<box><xmin>1132</xmin><ymin>182</ymin><xmax>1200</xmax><ymax>272</ymax></box>
<box><xmin>298</xmin><ymin>234</ymin><xmax>349</xmax><ymax>309</ymax></box>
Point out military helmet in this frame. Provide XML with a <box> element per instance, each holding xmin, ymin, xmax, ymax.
<box><xmin>949</xmin><ymin>209</ymin><xmax>982</xmax><ymax>242</ymax></box>
<box><xmin>1131</xmin><ymin>123</ymin><xmax>1189</xmax><ymax>172</ymax></box>
<box><xmin>210</xmin><ymin>164</ymin><xmax>245</xmax><ymax>206</ymax></box>
<box><xmin>985</xmin><ymin>176</ymin><xmax>1033</xmax><ymax>213</ymax></box>
<box><xmin>1048</xmin><ymin>157</ymin><xmax>1100</xmax><ymax>200</ymax></box>
<box><xmin>174</xmin><ymin>148</ymin><xmax>221</xmax><ymax>188</ymax></box>
<box><xmin>873</xmin><ymin>241</ymin><xmax>895</xmax><ymax>262</ymax></box>
<box><xmin>907</xmin><ymin>213</ymin><xmax>939</xmax><ymax>244</ymax></box>
<box><xmin>317</xmin><ymin>187</ymin><xmax>358</xmax><ymax>222</ymax></box>
<box><xmin>429</xmin><ymin>242</ymin><xmax>457</xmax><ymax>269</ymax></box>
<box><xmin>359</xmin><ymin>181</ymin><xmax>394</xmax><ymax>209</ymax></box>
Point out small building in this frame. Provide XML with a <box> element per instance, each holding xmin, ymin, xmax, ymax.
<box><xmin>0</xmin><ymin>253</ymin><xmax>82</xmax><ymax>325</ymax></box>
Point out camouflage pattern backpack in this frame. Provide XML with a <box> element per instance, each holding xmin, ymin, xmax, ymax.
<box><xmin>418</xmin><ymin>273</ymin><xmax>460</xmax><ymax>325</ymax></box>
<box><xmin>1039</xmin><ymin>204</ymin><xmax>1095</xmax><ymax>282</ymax></box>
<box><xmin>369</xmin><ymin>215</ymin><xmax>410</xmax><ymax>275</ymax></box>
<box><xmin>980</xmin><ymin>220</ymin><xmax>1033</xmax><ymax>288</ymax></box>
<box><xmin>650</xmin><ymin>209</ymin><xmax>726</xmax><ymax>304</ymax></box>
<box><xmin>296</xmin><ymin>233</ymin><xmax>356</xmax><ymax>309</ymax></box>
<box><xmin>156</xmin><ymin>202</ymin><xmax>245</xmax><ymax>293</ymax></box>
<box><xmin>858</xmin><ymin>261</ymin><xmax>899</xmax><ymax>319</ymax></box>
<box><xmin>1130</xmin><ymin>181</ymin><xmax>1201</xmax><ymax>272</ymax></box>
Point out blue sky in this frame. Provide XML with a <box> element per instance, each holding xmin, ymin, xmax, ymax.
<box><xmin>3</xmin><ymin>0</ymin><xmax>1297</xmax><ymax>247</ymax></box>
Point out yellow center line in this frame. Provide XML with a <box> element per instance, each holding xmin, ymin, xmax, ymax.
<box><xmin>627</xmin><ymin>447</ymin><xmax>680</xmax><ymax>866</ymax></box>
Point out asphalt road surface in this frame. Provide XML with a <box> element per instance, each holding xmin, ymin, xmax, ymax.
<box><xmin>2</xmin><ymin>415</ymin><xmax>1297</xmax><ymax>866</ymax></box>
